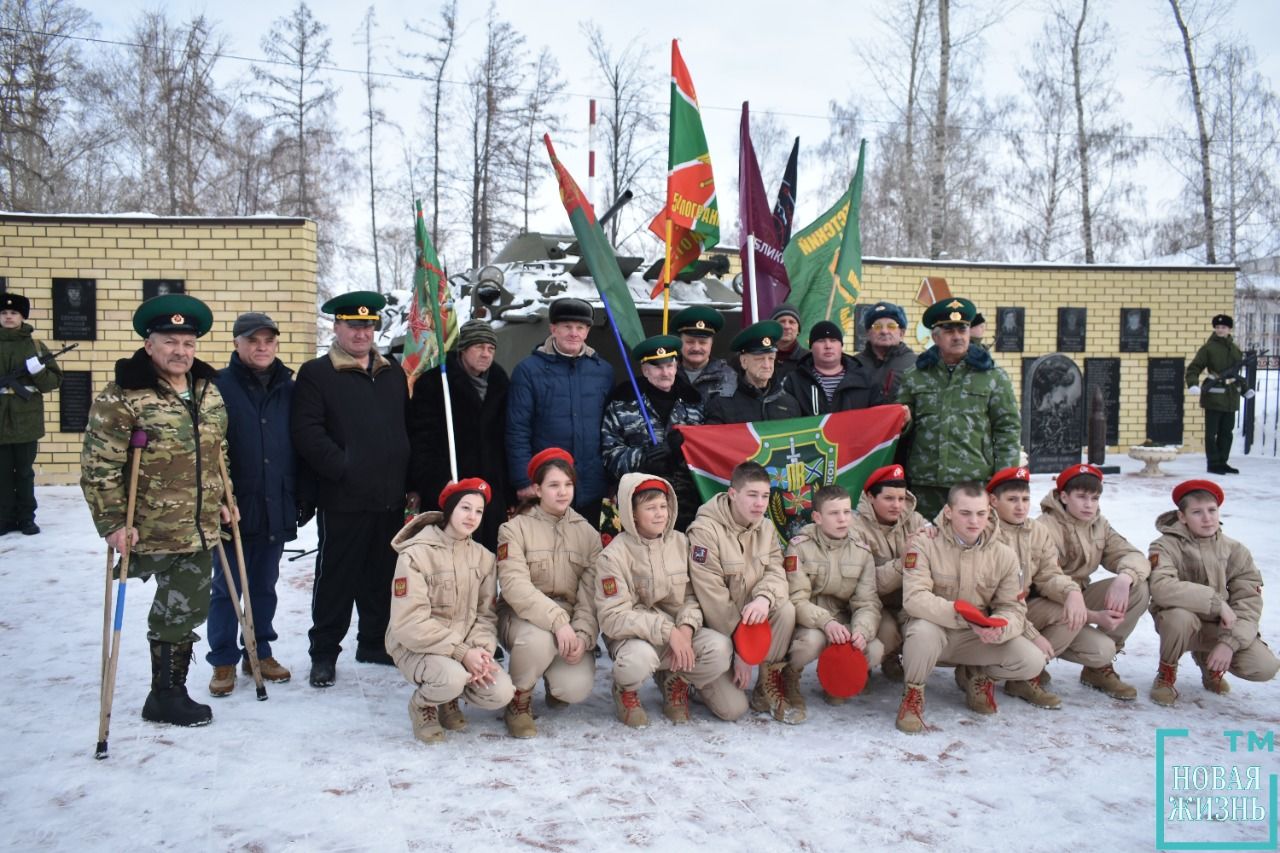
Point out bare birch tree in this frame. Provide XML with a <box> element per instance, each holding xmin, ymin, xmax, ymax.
<box><xmin>401</xmin><ymin>0</ymin><xmax>458</xmax><ymax>248</ymax></box>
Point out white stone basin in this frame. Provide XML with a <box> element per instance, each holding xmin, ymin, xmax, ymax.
<box><xmin>1128</xmin><ymin>445</ymin><xmax>1179</xmax><ymax>476</ymax></box>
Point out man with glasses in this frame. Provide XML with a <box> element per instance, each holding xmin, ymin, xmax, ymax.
<box><xmin>896</xmin><ymin>298</ymin><xmax>1020</xmax><ymax>521</ymax></box>
<box><xmin>852</xmin><ymin>302</ymin><xmax>917</xmax><ymax>406</ymax></box>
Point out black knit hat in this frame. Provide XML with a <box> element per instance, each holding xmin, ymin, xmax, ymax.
<box><xmin>808</xmin><ymin>320</ymin><xmax>843</xmax><ymax>346</ymax></box>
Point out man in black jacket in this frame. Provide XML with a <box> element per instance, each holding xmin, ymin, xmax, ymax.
<box><xmin>291</xmin><ymin>292</ymin><xmax>413</xmax><ymax>688</ymax></box>
<box><xmin>207</xmin><ymin>312</ymin><xmax>296</xmax><ymax>697</ymax></box>
<box><xmin>705</xmin><ymin>321</ymin><xmax>802</xmax><ymax>425</ymax></box>
<box><xmin>783</xmin><ymin>321</ymin><xmax>874</xmax><ymax>415</ymax></box>
<box><xmin>851</xmin><ymin>302</ymin><xmax>916</xmax><ymax>405</ymax></box>
<box><xmin>408</xmin><ymin>318</ymin><xmax>510</xmax><ymax>550</ymax></box>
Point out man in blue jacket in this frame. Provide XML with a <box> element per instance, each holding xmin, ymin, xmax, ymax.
<box><xmin>207</xmin><ymin>312</ymin><xmax>296</xmax><ymax>696</ymax></box>
<box><xmin>507</xmin><ymin>297</ymin><xmax>614</xmax><ymax>529</ymax></box>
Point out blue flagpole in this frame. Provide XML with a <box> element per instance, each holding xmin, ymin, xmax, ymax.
<box><xmin>597</xmin><ymin>290</ymin><xmax>658</xmax><ymax>445</ymax></box>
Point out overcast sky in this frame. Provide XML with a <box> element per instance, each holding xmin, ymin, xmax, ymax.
<box><xmin>84</xmin><ymin>0</ymin><xmax>1280</xmax><ymax>266</ymax></box>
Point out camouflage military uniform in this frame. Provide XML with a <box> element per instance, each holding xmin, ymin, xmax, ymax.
<box><xmin>896</xmin><ymin>345</ymin><xmax>1020</xmax><ymax>520</ymax></box>
<box><xmin>81</xmin><ymin>349</ymin><xmax>228</xmax><ymax>643</ymax></box>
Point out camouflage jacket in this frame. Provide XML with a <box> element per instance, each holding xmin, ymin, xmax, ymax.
<box><xmin>80</xmin><ymin>348</ymin><xmax>229</xmax><ymax>554</ymax></box>
<box><xmin>896</xmin><ymin>344</ymin><xmax>1020</xmax><ymax>487</ymax></box>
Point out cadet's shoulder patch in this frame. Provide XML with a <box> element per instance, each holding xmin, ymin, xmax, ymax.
<box><xmin>1149</xmin><ymin>552</ymin><xmax>1158</xmax><ymax>568</ymax></box>
<box><xmin>497</xmin><ymin>542</ymin><xmax>509</xmax><ymax>561</ymax></box>
<box><xmin>691</xmin><ymin>545</ymin><xmax>708</xmax><ymax>564</ymax></box>
<box><xmin>601</xmin><ymin>576</ymin><xmax>618</xmax><ymax>597</ymax></box>
<box><xmin>903</xmin><ymin>552</ymin><xmax>918</xmax><ymax>570</ymax></box>
<box><xmin>790</xmin><ymin>533</ymin><xmax>810</xmax><ymax>545</ymax></box>
<box><xmin>784</xmin><ymin>555</ymin><xmax>798</xmax><ymax>573</ymax></box>
<box><xmin>393</xmin><ymin>577</ymin><xmax>407</xmax><ymax>598</ymax></box>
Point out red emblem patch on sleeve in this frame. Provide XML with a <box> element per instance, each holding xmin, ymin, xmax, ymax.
<box><xmin>497</xmin><ymin>542</ymin><xmax>508</xmax><ymax>561</ymax></box>
<box><xmin>903</xmin><ymin>552</ymin><xmax>918</xmax><ymax>570</ymax></box>
<box><xmin>393</xmin><ymin>577</ymin><xmax>407</xmax><ymax>598</ymax></box>
<box><xmin>602</xmin><ymin>576</ymin><xmax>618</xmax><ymax>597</ymax></box>
<box><xmin>692</xmin><ymin>545</ymin><xmax>708</xmax><ymax>564</ymax></box>
<box><xmin>784</xmin><ymin>555</ymin><xmax>798</xmax><ymax>573</ymax></box>
<box><xmin>1149</xmin><ymin>553</ymin><xmax>1158</xmax><ymax>568</ymax></box>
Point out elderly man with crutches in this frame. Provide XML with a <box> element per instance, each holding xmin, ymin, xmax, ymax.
<box><xmin>82</xmin><ymin>295</ymin><xmax>235</xmax><ymax>751</ymax></box>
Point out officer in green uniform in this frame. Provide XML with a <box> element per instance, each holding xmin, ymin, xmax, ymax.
<box><xmin>0</xmin><ymin>291</ymin><xmax>63</xmax><ymax>535</ymax></box>
<box><xmin>81</xmin><ymin>294</ymin><xmax>232</xmax><ymax>728</ymax></box>
<box><xmin>896</xmin><ymin>297</ymin><xmax>1021</xmax><ymax>520</ymax></box>
<box><xmin>1186</xmin><ymin>314</ymin><xmax>1251</xmax><ymax>474</ymax></box>
<box><xmin>673</xmin><ymin>306</ymin><xmax>737</xmax><ymax>403</ymax></box>
<box><xmin>704</xmin><ymin>321</ymin><xmax>803</xmax><ymax>425</ymax></box>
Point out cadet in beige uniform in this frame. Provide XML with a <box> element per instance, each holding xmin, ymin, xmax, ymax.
<box><xmin>1148</xmin><ymin>479</ymin><xmax>1278</xmax><ymax>705</ymax></box>
<box><xmin>897</xmin><ymin>482</ymin><xmax>1043</xmax><ymax>734</ymax></box>
<box><xmin>851</xmin><ymin>464</ymin><xmax>930</xmax><ymax>681</ymax></box>
<box><xmin>986</xmin><ymin>466</ymin><xmax>1087</xmax><ymax>710</ymax></box>
<box><xmin>786</xmin><ymin>485</ymin><xmax>884</xmax><ymax>706</ymax></box>
<box><xmin>595</xmin><ymin>474</ymin><xmax>740</xmax><ymax>727</ymax></box>
<box><xmin>497</xmin><ymin>448</ymin><xmax>602</xmax><ymax>738</ymax></box>
<box><xmin>387</xmin><ymin>479</ymin><xmax>514</xmax><ymax>745</ymax></box>
<box><xmin>1037</xmin><ymin>463</ymin><xmax>1151</xmax><ymax>700</ymax></box>
<box><xmin>687</xmin><ymin>462</ymin><xmax>799</xmax><ymax>724</ymax></box>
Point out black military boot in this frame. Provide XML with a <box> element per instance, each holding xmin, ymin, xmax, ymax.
<box><xmin>142</xmin><ymin>640</ymin><xmax>213</xmax><ymax>727</ymax></box>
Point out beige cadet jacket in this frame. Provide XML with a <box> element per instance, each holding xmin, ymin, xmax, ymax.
<box><xmin>786</xmin><ymin>522</ymin><xmax>881</xmax><ymax>640</ymax></box>
<box><xmin>595</xmin><ymin>474</ymin><xmax>703</xmax><ymax>647</ymax></box>
<box><xmin>903</xmin><ymin>516</ymin><xmax>1026</xmax><ymax>640</ymax></box>
<box><xmin>852</xmin><ymin>490</ymin><xmax>929</xmax><ymax>597</ymax></box>
<box><xmin>497</xmin><ymin>504</ymin><xmax>601</xmax><ymax>646</ymax></box>
<box><xmin>1038</xmin><ymin>492</ymin><xmax>1150</xmax><ymax>587</ymax></box>
<box><xmin>385</xmin><ymin>513</ymin><xmax>498</xmax><ymax>660</ymax></box>
<box><xmin>1149</xmin><ymin>511</ymin><xmax>1265</xmax><ymax>652</ymax></box>
<box><xmin>992</xmin><ymin>516</ymin><xmax>1079</xmax><ymax>642</ymax></box>
<box><xmin>686</xmin><ymin>491</ymin><xmax>788</xmax><ymax>637</ymax></box>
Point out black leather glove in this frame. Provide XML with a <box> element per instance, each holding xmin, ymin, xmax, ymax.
<box><xmin>666</xmin><ymin>428</ymin><xmax>686</xmax><ymax>453</ymax></box>
<box><xmin>640</xmin><ymin>442</ymin><xmax>672</xmax><ymax>472</ymax></box>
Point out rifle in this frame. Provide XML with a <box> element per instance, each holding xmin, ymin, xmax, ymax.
<box><xmin>0</xmin><ymin>342</ymin><xmax>79</xmax><ymax>401</ymax></box>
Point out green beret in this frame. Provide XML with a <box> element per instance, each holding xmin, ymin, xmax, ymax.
<box><xmin>922</xmin><ymin>297</ymin><xmax>977</xmax><ymax>329</ymax></box>
<box><xmin>731</xmin><ymin>320</ymin><xmax>784</xmax><ymax>354</ymax></box>
<box><xmin>322</xmin><ymin>290</ymin><xmax>386</xmax><ymax>322</ymax></box>
<box><xmin>673</xmin><ymin>305</ymin><xmax>724</xmax><ymax>337</ymax></box>
<box><xmin>133</xmin><ymin>294</ymin><xmax>213</xmax><ymax>338</ymax></box>
<box><xmin>632</xmin><ymin>334</ymin><xmax>682</xmax><ymax>364</ymax></box>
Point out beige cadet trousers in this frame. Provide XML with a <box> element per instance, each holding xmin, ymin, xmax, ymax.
<box><xmin>499</xmin><ymin>614</ymin><xmax>596</xmax><ymax>701</ymax></box>
<box><xmin>1154</xmin><ymin>608</ymin><xmax>1280</xmax><ymax>681</ymax></box>
<box><xmin>789</xmin><ymin>626</ymin><xmax>885</xmax><ymax>670</ymax></box>
<box><xmin>608</xmin><ymin>627</ymin><xmax>732</xmax><ymax>691</ymax></box>
<box><xmin>876</xmin><ymin>606</ymin><xmax>904</xmax><ymax>656</ymax></box>
<box><xmin>1026</xmin><ymin>598</ymin><xmax>1112</xmax><ymax>668</ymax></box>
<box><xmin>903</xmin><ymin>620</ymin><xmax>1045</xmax><ymax>684</ymax></box>
<box><xmin>394</xmin><ymin>650</ymin><xmax>514</xmax><ymax>709</ymax></box>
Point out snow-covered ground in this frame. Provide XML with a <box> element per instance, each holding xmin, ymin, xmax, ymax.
<box><xmin>3</xmin><ymin>453</ymin><xmax>1277</xmax><ymax>852</ymax></box>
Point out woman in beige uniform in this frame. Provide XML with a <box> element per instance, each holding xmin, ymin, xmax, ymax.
<box><xmin>386</xmin><ymin>478</ymin><xmax>514</xmax><ymax>745</ymax></box>
<box><xmin>497</xmin><ymin>448</ymin><xmax>602</xmax><ymax>738</ymax></box>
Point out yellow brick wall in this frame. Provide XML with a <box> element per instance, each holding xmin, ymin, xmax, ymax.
<box><xmin>725</xmin><ymin>252</ymin><xmax>1235</xmax><ymax>454</ymax></box>
<box><xmin>0</xmin><ymin>215</ymin><xmax>318</xmax><ymax>485</ymax></box>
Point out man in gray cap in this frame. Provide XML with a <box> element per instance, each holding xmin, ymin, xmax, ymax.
<box><xmin>507</xmin><ymin>297</ymin><xmax>614</xmax><ymax>528</ymax></box>
<box><xmin>768</xmin><ymin>303</ymin><xmax>808</xmax><ymax>381</ymax></box>
<box><xmin>410</xmin><ymin>318</ymin><xmax>511</xmax><ymax>549</ymax></box>
<box><xmin>206</xmin><ymin>311</ymin><xmax>296</xmax><ymax>696</ymax></box>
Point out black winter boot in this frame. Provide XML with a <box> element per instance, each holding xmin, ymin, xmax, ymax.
<box><xmin>142</xmin><ymin>640</ymin><xmax>213</xmax><ymax>727</ymax></box>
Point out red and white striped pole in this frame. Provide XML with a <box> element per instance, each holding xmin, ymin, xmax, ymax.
<box><xmin>587</xmin><ymin>98</ymin><xmax>597</xmax><ymax>214</ymax></box>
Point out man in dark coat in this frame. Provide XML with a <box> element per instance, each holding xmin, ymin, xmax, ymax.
<box><xmin>705</xmin><ymin>321</ymin><xmax>803</xmax><ymax>425</ymax></box>
<box><xmin>783</xmin><ymin>321</ymin><xmax>875</xmax><ymax>415</ymax></box>
<box><xmin>851</xmin><ymin>301</ymin><xmax>916</xmax><ymax>405</ymax></box>
<box><xmin>409</xmin><ymin>318</ymin><xmax>510</xmax><ymax>549</ymax></box>
<box><xmin>768</xmin><ymin>302</ymin><xmax>808</xmax><ymax>381</ymax></box>
<box><xmin>1186</xmin><ymin>314</ymin><xmax>1252</xmax><ymax>474</ymax></box>
<box><xmin>673</xmin><ymin>305</ymin><xmax>737</xmax><ymax>403</ymax></box>
<box><xmin>600</xmin><ymin>334</ymin><xmax>704</xmax><ymax>531</ymax></box>
<box><xmin>291</xmin><ymin>292</ymin><xmax>412</xmax><ymax>688</ymax></box>
<box><xmin>507</xmin><ymin>297</ymin><xmax>614</xmax><ymax>529</ymax></box>
<box><xmin>206</xmin><ymin>312</ymin><xmax>296</xmax><ymax>697</ymax></box>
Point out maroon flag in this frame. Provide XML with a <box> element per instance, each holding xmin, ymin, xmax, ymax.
<box><xmin>772</xmin><ymin>137</ymin><xmax>799</xmax><ymax>247</ymax></box>
<box><xmin>739</xmin><ymin>102</ymin><xmax>791</xmax><ymax>326</ymax></box>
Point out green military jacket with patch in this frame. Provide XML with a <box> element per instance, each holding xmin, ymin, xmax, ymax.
<box><xmin>0</xmin><ymin>323</ymin><xmax>62</xmax><ymax>444</ymax></box>
<box><xmin>80</xmin><ymin>348</ymin><xmax>228</xmax><ymax>554</ymax></box>
<box><xmin>1186</xmin><ymin>333</ymin><xmax>1248</xmax><ymax>413</ymax></box>
<box><xmin>896</xmin><ymin>344</ymin><xmax>1021</xmax><ymax>488</ymax></box>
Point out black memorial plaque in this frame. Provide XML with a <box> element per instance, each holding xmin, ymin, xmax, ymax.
<box><xmin>1120</xmin><ymin>308</ymin><xmax>1149</xmax><ymax>353</ymax></box>
<box><xmin>52</xmin><ymin>278</ymin><xmax>96</xmax><ymax>341</ymax></box>
<box><xmin>1022</xmin><ymin>353</ymin><xmax>1084</xmax><ymax>473</ymax></box>
<box><xmin>1147</xmin><ymin>358</ymin><xmax>1185</xmax><ymax>446</ymax></box>
<box><xmin>1084</xmin><ymin>358</ymin><xmax>1121</xmax><ymax>446</ymax></box>
<box><xmin>59</xmin><ymin>370</ymin><xmax>93</xmax><ymax>433</ymax></box>
<box><xmin>1057</xmin><ymin>307</ymin><xmax>1087</xmax><ymax>352</ymax></box>
<box><xmin>996</xmin><ymin>306</ymin><xmax>1024</xmax><ymax>352</ymax></box>
<box><xmin>142</xmin><ymin>279</ymin><xmax>185</xmax><ymax>300</ymax></box>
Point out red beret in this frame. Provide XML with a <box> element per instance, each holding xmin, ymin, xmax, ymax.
<box><xmin>986</xmin><ymin>466</ymin><xmax>1031</xmax><ymax>493</ymax></box>
<box><xmin>527</xmin><ymin>447</ymin><xmax>575</xmax><ymax>483</ymax></box>
<box><xmin>634</xmin><ymin>478</ymin><xmax>670</xmax><ymax>495</ymax></box>
<box><xmin>438</xmin><ymin>478</ymin><xmax>492</xmax><ymax>509</ymax></box>
<box><xmin>1172</xmin><ymin>479</ymin><xmax>1224</xmax><ymax>507</ymax></box>
<box><xmin>864</xmin><ymin>464</ymin><xmax>907</xmax><ymax>493</ymax></box>
<box><xmin>1055</xmin><ymin>463</ymin><xmax>1103</xmax><ymax>492</ymax></box>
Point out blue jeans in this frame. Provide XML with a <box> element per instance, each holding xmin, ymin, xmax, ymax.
<box><xmin>206</xmin><ymin>538</ymin><xmax>284</xmax><ymax>666</ymax></box>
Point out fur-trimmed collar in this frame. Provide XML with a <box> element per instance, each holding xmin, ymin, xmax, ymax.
<box><xmin>114</xmin><ymin>347</ymin><xmax>219</xmax><ymax>391</ymax></box>
<box><xmin>915</xmin><ymin>342</ymin><xmax>995</xmax><ymax>372</ymax></box>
